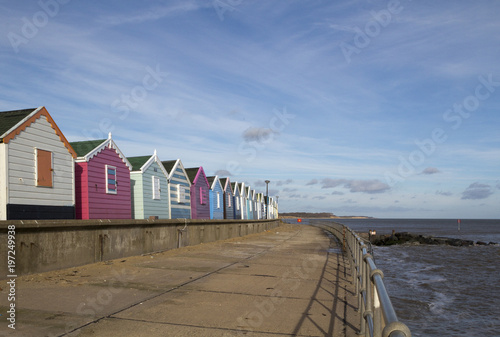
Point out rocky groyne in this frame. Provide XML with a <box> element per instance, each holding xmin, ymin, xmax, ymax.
<box><xmin>365</xmin><ymin>232</ymin><xmax>498</xmax><ymax>247</ymax></box>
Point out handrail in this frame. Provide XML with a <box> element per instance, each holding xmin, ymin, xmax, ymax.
<box><xmin>323</xmin><ymin>223</ymin><xmax>411</xmax><ymax>337</ymax></box>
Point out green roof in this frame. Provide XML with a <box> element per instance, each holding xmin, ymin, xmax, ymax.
<box><xmin>185</xmin><ymin>168</ymin><xmax>199</xmax><ymax>183</ymax></box>
<box><xmin>127</xmin><ymin>155</ymin><xmax>152</xmax><ymax>171</ymax></box>
<box><xmin>207</xmin><ymin>176</ymin><xmax>215</xmax><ymax>185</ymax></box>
<box><xmin>161</xmin><ymin>160</ymin><xmax>177</xmax><ymax>173</ymax></box>
<box><xmin>0</xmin><ymin>108</ymin><xmax>36</xmax><ymax>139</ymax></box>
<box><xmin>69</xmin><ymin>139</ymin><xmax>106</xmax><ymax>157</ymax></box>
<box><xmin>220</xmin><ymin>177</ymin><xmax>228</xmax><ymax>187</ymax></box>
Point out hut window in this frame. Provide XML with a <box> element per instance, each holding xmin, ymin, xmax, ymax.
<box><xmin>228</xmin><ymin>193</ymin><xmax>232</xmax><ymax>207</ymax></box>
<box><xmin>199</xmin><ymin>187</ymin><xmax>204</xmax><ymax>205</ymax></box>
<box><xmin>236</xmin><ymin>196</ymin><xmax>240</xmax><ymax>210</ymax></box>
<box><xmin>177</xmin><ymin>184</ymin><xmax>186</xmax><ymax>203</ymax></box>
<box><xmin>36</xmin><ymin>148</ymin><xmax>53</xmax><ymax>187</ymax></box>
<box><xmin>249</xmin><ymin>200</ymin><xmax>252</xmax><ymax>212</ymax></box>
<box><xmin>105</xmin><ymin>165</ymin><xmax>117</xmax><ymax>194</ymax></box>
<box><xmin>216</xmin><ymin>192</ymin><xmax>220</xmax><ymax>209</ymax></box>
<box><xmin>176</xmin><ymin>184</ymin><xmax>181</xmax><ymax>202</ymax></box>
<box><xmin>152</xmin><ymin>176</ymin><xmax>161</xmax><ymax>200</ymax></box>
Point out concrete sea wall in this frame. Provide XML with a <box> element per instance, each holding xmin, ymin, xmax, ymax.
<box><xmin>0</xmin><ymin>219</ymin><xmax>280</xmax><ymax>278</ymax></box>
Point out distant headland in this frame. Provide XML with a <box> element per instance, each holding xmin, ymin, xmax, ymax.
<box><xmin>279</xmin><ymin>212</ymin><xmax>373</xmax><ymax>219</ymax></box>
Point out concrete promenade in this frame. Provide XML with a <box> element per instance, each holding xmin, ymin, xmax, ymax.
<box><xmin>0</xmin><ymin>223</ymin><xmax>359</xmax><ymax>337</ymax></box>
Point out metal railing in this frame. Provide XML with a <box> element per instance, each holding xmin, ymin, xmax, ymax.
<box><xmin>325</xmin><ymin>223</ymin><xmax>411</xmax><ymax>337</ymax></box>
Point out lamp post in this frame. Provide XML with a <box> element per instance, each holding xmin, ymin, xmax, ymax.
<box><xmin>265</xmin><ymin>180</ymin><xmax>270</xmax><ymax>219</ymax></box>
<box><xmin>275</xmin><ymin>196</ymin><xmax>279</xmax><ymax>218</ymax></box>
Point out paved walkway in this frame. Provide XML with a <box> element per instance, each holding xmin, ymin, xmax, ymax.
<box><xmin>0</xmin><ymin>223</ymin><xmax>359</xmax><ymax>337</ymax></box>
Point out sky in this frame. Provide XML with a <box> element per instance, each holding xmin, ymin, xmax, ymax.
<box><xmin>1</xmin><ymin>0</ymin><xmax>499</xmax><ymax>218</ymax></box>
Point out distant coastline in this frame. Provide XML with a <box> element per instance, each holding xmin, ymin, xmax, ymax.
<box><xmin>279</xmin><ymin>212</ymin><xmax>374</xmax><ymax>219</ymax></box>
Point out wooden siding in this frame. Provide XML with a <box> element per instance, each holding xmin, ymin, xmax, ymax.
<box><xmin>222</xmin><ymin>179</ymin><xmax>234</xmax><ymax>220</ymax></box>
<box><xmin>209</xmin><ymin>179</ymin><xmax>224</xmax><ymax>220</ymax></box>
<box><xmin>239</xmin><ymin>183</ymin><xmax>247</xmax><ymax>219</ymax></box>
<box><xmin>189</xmin><ymin>168</ymin><xmax>210</xmax><ymax>220</ymax></box>
<box><xmin>6</xmin><ymin>204</ymin><xmax>74</xmax><ymax>220</ymax></box>
<box><xmin>130</xmin><ymin>172</ymin><xmax>144</xmax><ymax>219</ymax></box>
<box><xmin>251</xmin><ymin>191</ymin><xmax>258</xmax><ymax>219</ymax></box>
<box><xmin>6</xmin><ymin>116</ymin><xmax>75</xmax><ymax>209</ymax></box>
<box><xmin>223</xmin><ymin>190</ymin><xmax>235</xmax><ymax>219</ymax></box>
<box><xmin>74</xmin><ymin>162</ymin><xmax>89</xmax><ymax>219</ymax></box>
<box><xmin>232</xmin><ymin>183</ymin><xmax>241</xmax><ymax>219</ymax></box>
<box><xmin>246</xmin><ymin>188</ymin><xmax>254</xmax><ymax>220</ymax></box>
<box><xmin>168</xmin><ymin>165</ymin><xmax>191</xmax><ymax>219</ymax></box>
<box><xmin>0</xmin><ymin>144</ymin><xmax>6</xmax><ymax>220</ymax></box>
<box><xmin>85</xmin><ymin>147</ymin><xmax>131</xmax><ymax>219</ymax></box>
<box><xmin>130</xmin><ymin>161</ymin><xmax>169</xmax><ymax>219</ymax></box>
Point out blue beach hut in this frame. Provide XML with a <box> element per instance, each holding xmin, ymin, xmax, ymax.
<box><xmin>128</xmin><ymin>150</ymin><xmax>170</xmax><ymax>219</ymax></box>
<box><xmin>231</xmin><ymin>182</ymin><xmax>241</xmax><ymax>220</ymax></box>
<box><xmin>162</xmin><ymin>159</ymin><xmax>191</xmax><ymax>219</ymax></box>
<box><xmin>220</xmin><ymin>178</ymin><xmax>234</xmax><ymax>220</ymax></box>
<box><xmin>207</xmin><ymin>175</ymin><xmax>224</xmax><ymax>220</ymax></box>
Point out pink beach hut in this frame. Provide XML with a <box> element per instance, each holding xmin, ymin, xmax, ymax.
<box><xmin>185</xmin><ymin>166</ymin><xmax>210</xmax><ymax>219</ymax></box>
<box><xmin>69</xmin><ymin>133</ymin><xmax>132</xmax><ymax>219</ymax></box>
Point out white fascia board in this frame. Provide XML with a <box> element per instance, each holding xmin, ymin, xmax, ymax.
<box><xmin>0</xmin><ymin>107</ymin><xmax>41</xmax><ymax>139</ymax></box>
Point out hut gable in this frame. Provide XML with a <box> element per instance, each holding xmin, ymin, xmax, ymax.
<box><xmin>162</xmin><ymin>159</ymin><xmax>191</xmax><ymax>219</ymax></box>
<box><xmin>220</xmin><ymin>177</ymin><xmax>234</xmax><ymax>219</ymax></box>
<box><xmin>207</xmin><ymin>175</ymin><xmax>224</xmax><ymax>220</ymax></box>
<box><xmin>185</xmin><ymin>167</ymin><xmax>210</xmax><ymax>219</ymax></box>
<box><xmin>69</xmin><ymin>133</ymin><xmax>131</xmax><ymax>219</ymax></box>
<box><xmin>0</xmin><ymin>107</ymin><xmax>76</xmax><ymax>220</ymax></box>
<box><xmin>231</xmin><ymin>182</ymin><xmax>241</xmax><ymax>220</ymax></box>
<box><xmin>128</xmin><ymin>151</ymin><xmax>169</xmax><ymax>219</ymax></box>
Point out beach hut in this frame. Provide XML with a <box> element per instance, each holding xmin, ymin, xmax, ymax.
<box><xmin>207</xmin><ymin>175</ymin><xmax>224</xmax><ymax>220</ymax></box>
<box><xmin>220</xmin><ymin>178</ymin><xmax>234</xmax><ymax>220</ymax></box>
<box><xmin>255</xmin><ymin>193</ymin><xmax>263</xmax><ymax>219</ymax></box>
<box><xmin>238</xmin><ymin>182</ymin><xmax>247</xmax><ymax>219</ymax></box>
<box><xmin>269</xmin><ymin>197</ymin><xmax>275</xmax><ymax>219</ymax></box>
<box><xmin>250</xmin><ymin>189</ymin><xmax>258</xmax><ymax>219</ymax></box>
<box><xmin>0</xmin><ymin>107</ymin><xmax>77</xmax><ymax>220</ymax></box>
<box><xmin>128</xmin><ymin>151</ymin><xmax>169</xmax><ymax>219</ymax></box>
<box><xmin>245</xmin><ymin>186</ymin><xmax>254</xmax><ymax>220</ymax></box>
<box><xmin>264</xmin><ymin>196</ymin><xmax>270</xmax><ymax>219</ymax></box>
<box><xmin>162</xmin><ymin>159</ymin><xmax>191</xmax><ymax>219</ymax></box>
<box><xmin>70</xmin><ymin>133</ymin><xmax>132</xmax><ymax>219</ymax></box>
<box><xmin>185</xmin><ymin>167</ymin><xmax>210</xmax><ymax>219</ymax></box>
<box><xmin>231</xmin><ymin>182</ymin><xmax>241</xmax><ymax>220</ymax></box>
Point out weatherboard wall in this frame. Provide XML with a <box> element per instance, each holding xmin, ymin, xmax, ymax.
<box><xmin>231</xmin><ymin>183</ymin><xmax>241</xmax><ymax>220</ymax></box>
<box><xmin>3</xmin><ymin>115</ymin><xmax>75</xmax><ymax>219</ymax></box>
<box><xmin>188</xmin><ymin>168</ymin><xmax>210</xmax><ymax>220</ymax></box>
<box><xmin>221</xmin><ymin>178</ymin><xmax>234</xmax><ymax>220</ymax></box>
<box><xmin>165</xmin><ymin>161</ymin><xmax>191</xmax><ymax>219</ymax></box>
<box><xmin>130</xmin><ymin>161</ymin><xmax>169</xmax><ymax>219</ymax></box>
<box><xmin>208</xmin><ymin>177</ymin><xmax>224</xmax><ymax>220</ymax></box>
<box><xmin>80</xmin><ymin>147</ymin><xmax>131</xmax><ymax>219</ymax></box>
<box><xmin>239</xmin><ymin>183</ymin><xmax>247</xmax><ymax>220</ymax></box>
<box><xmin>0</xmin><ymin>145</ymin><xmax>6</xmax><ymax>220</ymax></box>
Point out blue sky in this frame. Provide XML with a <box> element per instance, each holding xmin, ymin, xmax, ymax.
<box><xmin>1</xmin><ymin>0</ymin><xmax>499</xmax><ymax>218</ymax></box>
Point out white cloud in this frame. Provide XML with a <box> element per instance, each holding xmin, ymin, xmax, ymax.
<box><xmin>422</xmin><ymin>167</ymin><xmax>440</xmax><ymax>175</ymax></box>
<box><xmin>461</xmin><ymin>182</ymin><xmax>494</xmax><ymax>200</ymax></box>
<box><xmin>321</xmin><ymin>178</ymin><xmax>390</xmax><ymax>194</ymax></box>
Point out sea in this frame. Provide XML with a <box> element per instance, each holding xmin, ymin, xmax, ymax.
<box><xmin>303</xmin><ymin>218</ymin><xmax>500</xmax><ymax>336</ymax></box>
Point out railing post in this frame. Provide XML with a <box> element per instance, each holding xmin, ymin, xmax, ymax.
<box><xmin>358</xmin><ymin>246</ymin><xmax>365</xmax><ymax>335</ymax></box>
<box><xmin>324</xmin><ymin>223</ymin><xmax>411</xmax><ymax>337</ymax></box>
<box><xmin>364</xmin><ymin>251</ymin><xmax>373</xmax><ymax>337</ymax></box>
<box><xmin>374</xmin><ymin>285</ymin><xmax>382</xmax><ymax>337</ymax></box>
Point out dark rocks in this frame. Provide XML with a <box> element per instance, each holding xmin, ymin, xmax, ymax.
<box><xmin>369</xmin><ymin>232</ymin><xmax>497</xmax><ymax>246</ymax></box>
